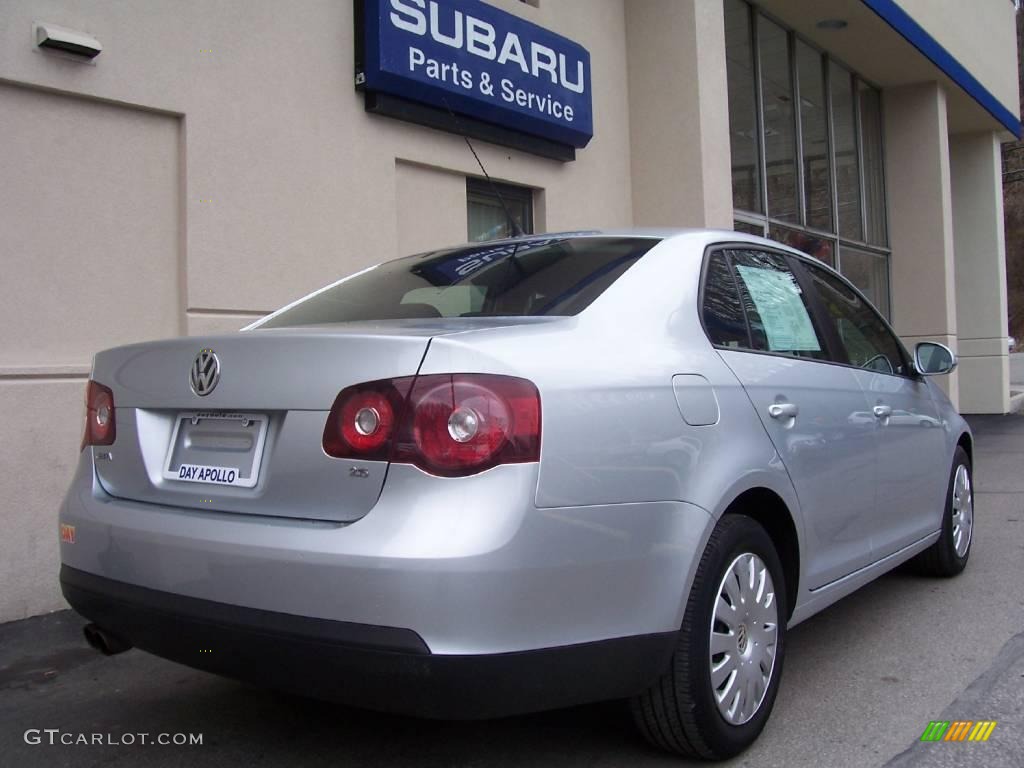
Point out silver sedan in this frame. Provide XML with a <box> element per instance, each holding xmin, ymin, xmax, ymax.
<box><xmin>60</xmin><ymin>230</ymin><xmax>973</xmax><ymax>759</ymax></box>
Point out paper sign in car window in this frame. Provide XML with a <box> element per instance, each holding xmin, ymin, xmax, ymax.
<box><xmin>735</xmin><ymin>265</ymin><xmax>821</xmax><ymax>352</ymax></box>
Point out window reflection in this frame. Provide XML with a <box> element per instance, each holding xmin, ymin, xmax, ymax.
<box><xmin>839</xmin><ymin>246</ymin><xmax>890</xmax><ymax>318</ymax></box>
<box><xmin>725</xmin><ymin>0</ymin><xmax>762</xmax><ymax>214</ymax></box>
<box><xmin>734</xmin><ymin>219</ymin><xmax>765</xmax><ymax>236</ymax></box>
<box><xmin>797</xmin><ymin>41</ymin><xmax>832</xmax><ymax>232</ymax></box>
<box><xmin>769</xmin><ymin>223</ymin><xmax>835</xmax><ymax>267</ymax></box>
<box><xmin>831</xmin><ymin>65</ymin><xmax>863</xmax><ymax>242</ymax></box>
<box><xmin>759</xmin><ymin>18</ymin><xmax>799</xmax><ymax>223</ymax></box>
<box><xmin>703</xmin><ymin>251</ymin><xmax>749</xmax><ymax>348</ymax></box>
<box><xmin>859</xmin><ymin>82</ymin><xmax>887</xmax><ymax>246</ymax></box>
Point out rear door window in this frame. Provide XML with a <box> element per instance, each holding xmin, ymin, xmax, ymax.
<box><xmin>702</xmin><ymin>250</ymin><xmax>750</xmax><ymax>348</ymax></box>
<box><xmin>726</xmin><ymin>249</ymin><xmax>828</xmax><ymax>360</ymax></box>
<box><xmin>259</xmin><ymin>237</ymin><xmax>659</xmax><ymax>328</ymax></box>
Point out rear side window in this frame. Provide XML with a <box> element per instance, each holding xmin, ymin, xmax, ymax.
<box><xmin>259</xmin><ymin>237</ymin><xmax>659</xmax><ymax>327</ymax></box>
<box><xmin>702</xmin><ymin>251</ymin><xmax>749</xmax><ymax>348</ymax></box>
<box><xmin>802</xmin><ymin>262</ymin><xmax>910</xmax><ymax>375</ymax></box>
<box><xmin>727</xmin><ymin>249</ymin><xmax>828</xmax><ymax>360</ymax></box>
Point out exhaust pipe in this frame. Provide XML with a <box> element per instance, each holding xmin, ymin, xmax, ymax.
<box><xmin>83</xmin><ymin>623</ymin><xmax>132</xmax><ymax>655</ymax></box>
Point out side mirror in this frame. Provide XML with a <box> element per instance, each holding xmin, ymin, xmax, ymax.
<box><xmin>914</xmin><ymin>342</ymin><xmax>957</xmax><ymax>376</ymax></box>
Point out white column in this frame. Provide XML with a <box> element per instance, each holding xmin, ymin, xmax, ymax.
<box><xmin>950</xmin><ymin>132</ymin><xmax>1011</xmax><ymax>414</ymax></box>
<box><xmin>883</xmin><ymin>83</ymin><xmax>959</xmax><ymax>405</ymax></box>
<box><xmin>624</xmin><ymin>0</ymin><xmax>732</xmax><ymax>228</ymax></box>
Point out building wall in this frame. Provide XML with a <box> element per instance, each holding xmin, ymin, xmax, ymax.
<box><xmin>0</xmin><ymin>0</ymin><xmax>639</xmax><ymax>621</ymax></box>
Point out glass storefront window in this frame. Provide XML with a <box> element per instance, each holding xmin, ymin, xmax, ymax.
<box><xmin>725</xmin><ymin>0</ymin><xmax>762</xmax><ymax>214</ymax></box>
<box><xmin>859</xmin><ymin>82</ymin><xmax>887</xmax><ymax>247</ymax></box>
<box><xmin>734</xmin><ymin>219</ymin><xmax>765</xmax><ymax>236</ymax></box>
<box><xmin>839</xmin><ymin>246</ymin><xmax>890</xmax><ymax>318</ymax></box>
<box><xmin>725</xmin><ymin>1</ymin><xmax>890</xmax><ymax>316</ymax></box>
<box><xmin>830</xmin><ymin>64</ymin><xmax>863</xmax><ymax>242</ymax></box>
<box><xmin>467</xmin><ymin>179</ymin><xmax>533</xmax><ymax>242</ymax></box>
<box><xmin>796</xmin><ymin>41</ymin><xmax>832</xmax><ymax>232</ymax></box>
<box><xmin>769</xmin><ymin>223</ymin><xmax>835</xmax><ymax>267</ymax></box>
<box><xmin>758</xmin><ymin>18</ymin><xmax>799</xmax><ymax>223</ymax></box>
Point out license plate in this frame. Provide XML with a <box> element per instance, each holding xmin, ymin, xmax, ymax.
<box><xmin>175</xmin><ymin>463</ymin><xmax>245</xmax><ymax>485</ymax></box>
<box><xmin>162</xmin><ymin>412</ymin><xmax>268</xmax><ymax>488</ymax></box>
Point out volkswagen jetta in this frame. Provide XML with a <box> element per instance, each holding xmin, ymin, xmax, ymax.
<box><xmin>60</xmin><ymin>230</ymin><xmax>973</xmax><ymax>759</ymax></box>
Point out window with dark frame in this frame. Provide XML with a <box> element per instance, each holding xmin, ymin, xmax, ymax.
<box><xmin>467</xmin><ymin>179</ymin><xmax>534</xmax><ymax>242</ymax></box>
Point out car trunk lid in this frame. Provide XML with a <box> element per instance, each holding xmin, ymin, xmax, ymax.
<box><xmin>89</xmin><ymin>319</ymin><xmax>559</xmax><ymax>522</ymax></box>
<box><xmin>90</xmin><ymin>325</ymin><xmax>437</xmax><ymax>522</ymax></box>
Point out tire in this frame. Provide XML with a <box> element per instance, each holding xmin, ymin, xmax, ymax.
<box><xmin>630</xmin><ymin>514</ymin><xmax>787</xmax><ymax>760</ymax></box>
<box><xmin>911</xmin><ymin>446</ymin><xmax>973</xmax><ymax>577</ymax></box>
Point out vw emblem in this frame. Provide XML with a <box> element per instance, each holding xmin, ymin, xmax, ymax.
<box><xmin>190</xmin><ymin>349</ymin><xmax>220</xmax><ymax>397</ymax></box>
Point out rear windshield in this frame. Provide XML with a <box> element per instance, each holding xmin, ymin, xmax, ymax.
<box><xmin>258</xmin><ymin>236</ymin><xmax>658</xmax><ymax>328</ymax></box>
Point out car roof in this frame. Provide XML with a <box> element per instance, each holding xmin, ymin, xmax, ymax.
<box><xmin>479</xmin><ymin>227</ymin><xmax>809</xmax><ymax>256</ymax></box>
<box><xmin>479</xmin><ymin>227</ymin><xmax>843</xmax><ymax>278</ymax></box>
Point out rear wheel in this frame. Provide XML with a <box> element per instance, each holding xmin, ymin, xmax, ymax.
<box><xmin>911</xmin><ymin>446</ymin><xmax>973</xmax><ymax>577</ymax></box>
<box><xmin>630</xmin><ymin>515</ymin><xmax>786</xmax><ymax>759</ymax></box>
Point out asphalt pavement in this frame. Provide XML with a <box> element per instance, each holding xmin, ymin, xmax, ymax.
<box><xmin>2</xmin><ymin>415</ymin><xmax>1022</xmax><ymax>768</ymax></box>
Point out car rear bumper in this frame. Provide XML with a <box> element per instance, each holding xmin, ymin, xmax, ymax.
<box><xmin>61</xmin><ymin>565</ymin><xmax>677</xmax><ymax>718</ymax></box>
<box><xmin>59</xmin><ymin>452</ymin><xmax>711</xmax><ymax>709</ymax></box>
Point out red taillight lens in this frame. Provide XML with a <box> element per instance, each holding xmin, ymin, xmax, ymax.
<box><xmin>394</xmin><ymin>375</ymin><xmax>541</xmax><ymax>476</ymax></box>
<box><xmin>82</xmin><ymin>380</ymin><xmax>116</xmax><ymax>450</ymax></box>
<box><xmin>322</xmin><ymin>374</ymin><xmax>541</xmax><ymax>477</ymax></box>
<box><xmin>322</xmin><ymin>378</ymin><xmax>414</xmax><ymax>461</ymax></box>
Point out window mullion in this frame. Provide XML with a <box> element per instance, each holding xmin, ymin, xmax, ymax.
<box><xmin>790</xmin><ymin>31</ymin><xmax>807</xmax><ymax>228</ymax></box>
<box><xmin>823</xmin><ymin>56</ymin><xmax>841</xmax><ymax>271</ymax></box>
<box><xmin>853</xmin><ymin>77</ymin><xmax>869</xmax><ymax>246</ymax></box>
<box><xmin>751</xmin><ymin>8</ymin><xmax>770</xmax><ymax>219</ymax></box>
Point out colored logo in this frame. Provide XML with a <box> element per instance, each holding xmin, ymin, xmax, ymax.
<box><xmin>361</xmin><ymin>0</ymin><xmax>594</xmax><ymax>148</ymax></box>
<box><xmin>920</xmin><ymin>721</ymin><xmax>997</xmax><ymax>742</ymax></box>
<box><xmin>59</xmin><ymin>523</ymin><xmax>75</xmax><ymax>544</ymax></box>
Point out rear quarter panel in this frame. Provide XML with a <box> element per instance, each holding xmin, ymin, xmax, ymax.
<box><xmin>418</xmin><ymin>233</ymin><xmax>804</xmax><ymax>525</ymax></box>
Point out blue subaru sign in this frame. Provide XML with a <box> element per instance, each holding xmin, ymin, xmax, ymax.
<box><xmin>362</xmin><ymin>0</ymin><xmax>593</xmax><ymax>148</ymax></box>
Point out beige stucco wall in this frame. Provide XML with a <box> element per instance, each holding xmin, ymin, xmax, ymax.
<box><xmin>0</xmin><ymin>85</ymin><xmax>183</xmax><ymax>365</ymax></box>
<box><xmin>883</xmin><ymin>82</ymin><xmax>960</xmax><ymax>404</ymax></box>
<box><xmin>625</xmin><ymin>0</ymin><xmax>733</xmax><ymax>228</ymax></box>
<box><xmin>951</xmin><ymin>132</ymin><xmax>1012</xmax><ymax>414</ymax></box>
<box><xmin>0</xmin><ymin>380</ymin><xmax>84</xmax><ymax>619</ymax></box>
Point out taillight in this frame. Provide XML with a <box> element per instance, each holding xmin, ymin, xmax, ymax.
<box><xmin>82</xmin><ymin>380</ymin><xmax>116</xmax><ymax>450</ymax></box>
<box><xmin>322</xmin><ymin>378</ymin><xmax>414</xmax><ymax>461</ymax></box>
<box><xmin>322</xmin><ymin>374</ymin><xmax>540</xmax><ymax>477</ymax></box>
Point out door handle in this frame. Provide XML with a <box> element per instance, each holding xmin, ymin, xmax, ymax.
<box><xmin>873</xmin><ymin>405</ymin><xmax>893</xmax><ymax>419</ymax></box>
<box><xmin>768</xmin><ymin>402</ymin><xmax>799</xmax><ymax>420</ymax></box>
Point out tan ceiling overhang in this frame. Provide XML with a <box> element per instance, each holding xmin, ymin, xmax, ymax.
<box><xmin>753</xmin><ymin>0</ymin><xmax>1021</xmax><ymax>137</ymax></box>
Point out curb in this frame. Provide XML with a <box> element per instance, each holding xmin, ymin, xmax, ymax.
<box><xmin>1010</xmin><ymin>391</ymin><xmax>1024</xmax><ymax>414</ymax></box>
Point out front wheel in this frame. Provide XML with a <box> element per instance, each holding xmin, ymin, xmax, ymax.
<box><xmin>630</xmin><ymin>514</ymin><xmax>787</xmax><ymax>760</ymax></box>
<box><xmin>911</xmin><ymin>446</ymin><xmax>973</xmax><ymax>577</ymax></box>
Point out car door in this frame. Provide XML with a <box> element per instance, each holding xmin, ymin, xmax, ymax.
<box><xmin>703</xmin><ymin>247</ymin><xmax>876</xmax><ymax>588</ymax></box>
<box><xmin>798</xmin><ymin>261</ymin><xmax>947</xmax><ymax>558</ymax></box>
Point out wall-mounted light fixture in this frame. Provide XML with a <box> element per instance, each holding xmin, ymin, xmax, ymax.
<box><xmin>35</xmin><ymin>22</ymin><xmax>102</xmax><ymax>58</ymax></box>
<box><xmin>815</xmin><ymin>19</ymin><xmax>849</xmax><ymax>30</ymax></box>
